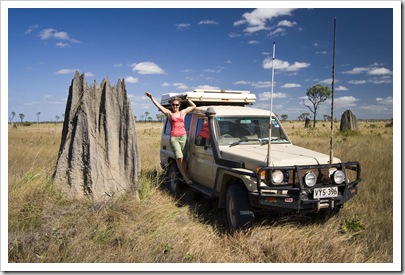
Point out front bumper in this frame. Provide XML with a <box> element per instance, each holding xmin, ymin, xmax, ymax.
<box><xmin>249</xmin><ymin>161</ymin><xmax>361</xmax><ymax>213</ymax></box>
<box><xmin>249</xmin><ymin>185</ymin><xmax>358</xmax><ymax>213</ymax></box>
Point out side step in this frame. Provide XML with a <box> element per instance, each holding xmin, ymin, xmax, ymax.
<box><xmin>179</xmin><ymin>179</ymin><xmax>219</xmax><ymax>199</ymax></box>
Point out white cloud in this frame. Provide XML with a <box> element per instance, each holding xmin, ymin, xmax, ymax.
<box><xmin>348</xmin><ymin>80</ymin><xmax>366</xmax><ymax>85</ymax></box>
<box><xmin>376</xmin><ymin>96</ymin><xmax>393</xmax><ymax>104</ymax></box>
<box><xmin>198</xmin><ymin>20</ymin><xmax>218</xmax><ymax>25</ymax></box>
<box><xmin>282</xmin><ymin>83</ymin><xmax>301</xmax><ymax>88</ymax></box>
<box><xmin>334</xmin><ymin>96</ymin><xmax>359</xmax><ymax>108</ymax></box>
<box><xmin>234</xmin><ymin>80</ymin><xmax>272</xmax><ymax>88</ymax></box>
<box><xmin>203</xmin><ymin>66</ymin><xmax>223</xmax><ymax>73</ymax></box>
<box><xmin>173</xmin><ymin>83</ymin><xmax>189</xmax><ymax>90</ymax></box>
<box><xmin>54</xmin><ymin>69</ymin><xmax>77</xmax><ymax>75</ymax></box>
<box><xmin>195</xmin><ymin>85</ymin><xmax>220</xmax><ymax>90</ymax></box>
<box><xmin>263</xmin><ymin>58</ymin><xmax>310</xmax><ymax>72</ymax></box>
<box><xmin>259</xmin><ymin>92</ymin><xmax>288</xmax><ymax>100</ymax></box>
<box><xmin>368</xmin><ymin>77</ymin><xmax>392</xmax><ymax>84</ymax></box>
<box><xmin>342</xmin><ymin>67</ymin><xmax>370</xmax><ymax>75</ymax></box>
<box><xmin>125</xmin><ymin>76</ymin><xmax>139</xmax><ymax>84</ymax></box>
<box><xmin>248</xmin><ymin>40</ymin><xmax>260</xmax><ymax>44</ymax></box>
<box><xmin>234</xmin><ymin>80</ymin><xmax>250</xmax><ymax>85</ymax></box>
<box><xmin>38</xmin><ymin>28</ymin><xmax>80</xmax><ymax>43</ymax></box>
<box><xmin>24</xmin><ymin>24</ymin><xmax>38</xmax><ymax>35</ymax></box>
<box><xmin>320</xmin><ymin>78</ymin><xmax>342</xmax><ymax>86</ymax></box>
<box><xmin>342</xmin><ymin>66</ymin><xmax>392</xmax><ymax>76</ymax></box>
<box><xmin>335</xmin><ymin>86</ymin><xmax>348</xmax><ymax>91</ymax></box>
<box><xmin>131</xmin><ymin>62</ymin><xmax>165</xmax><ymax>75</ymax></box>
<box><xmin>56</xmin><ymin>42</ymin><xmax>69</xmax><ymax>48</ymax></box>
<box><xmin>277</xmin><ymin>20</ymin><xmax>296</xmax><ymax>27</ymax></box>
<box><xmin>161</xmin><ymin>82</ymin><xmax>189</xmax><ymax>90</ymax></box>
<box><xmin>84</xmin><ymin>72</ymin><xmax>94</xmax><ymax>77</ymax></box>
<box><xmin>252</xmin><ymin>81</ymin><xmax>273</xmax><ymax>88</ymax></box>
<box><xmin>228</xmin><ymin>32</ymin><xmax>241</xmax><ymax>38</ymax></box>
<box><xmin>268</xmin><ymin>28</ymin><xmax>286</xmax><ymax>36</ymax></box>
<box><xmin>236</xmin><ymin>8</ymin><xmax>296</xmax><ymax>33</ymax></box>
<box><xmin>367</xmin><ymin>67</ymin><xmax>392</xmax><ymax>75</ymax></box>
<box><xmin>114</xmin><ymin>64</ymin><xmax>122</xmax><ymax>68</ymax></box>
<box><xmin>175</xmin><ymin>23</ymin><xmax>190</xmax><ymax>30</ymax></box>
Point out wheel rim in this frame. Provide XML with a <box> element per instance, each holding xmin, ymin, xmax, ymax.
<box><xmin>228</xmin><ymin>195</ymin><xmax>236</xmax><ymax>227</ymax></box>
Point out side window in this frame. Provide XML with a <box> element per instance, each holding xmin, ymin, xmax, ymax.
<box><xmin>164</xmin><ymin>118</ymin><xmax>171</xmax><ymax>135</ymax></box>
<box><xmin>195</xmin><ymin>118</ymin><xmax>204</xmax><ymax>136</ymax></box>
<box><xmin>184</xmin><ymin>114</ymin><xmax>192</xmax><ymax>134</ymax></box>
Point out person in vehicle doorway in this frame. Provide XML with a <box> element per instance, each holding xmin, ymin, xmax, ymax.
<box><xmin>197</xmin><ymin>117</ymin><xmax>210</xmax><ymax>147</ymax></box>
<box><xmin>145</xmin><ymin>92</ymin><xmax>196</xmax><ymax>185</ymax></box>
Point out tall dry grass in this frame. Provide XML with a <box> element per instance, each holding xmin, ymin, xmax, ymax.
<box><xmin>7</xmin><ymin>120</ymin><xmax>394</xmax><ymax>267</ymax></box>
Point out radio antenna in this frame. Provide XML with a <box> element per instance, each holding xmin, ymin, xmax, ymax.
<box><xmin>267</xmin><ymin>41</ymin><xmax>276</xmax><ymax>167</ymax></box>
<box><xmin>330</xmin><ymin>17</ymin><xmax>337</xmax><ymax>164</ymax></box>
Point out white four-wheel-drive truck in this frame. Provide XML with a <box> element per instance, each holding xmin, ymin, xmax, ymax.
<box><xmin>159</xmin><ymin>89</ymin><xmax>362</xmax><ymax>229</ymax></box>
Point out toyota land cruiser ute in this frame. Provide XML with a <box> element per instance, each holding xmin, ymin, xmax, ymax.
<box><xmin>159</xmin><ymin>89</ymin><xmax>362</xmax><ymax>229</ymax></box>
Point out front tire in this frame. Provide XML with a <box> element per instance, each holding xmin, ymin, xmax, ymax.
<box><xmin>226</xmin><ymin>184</ymin><xmax>255</xmax><ymax>230</ymax></box>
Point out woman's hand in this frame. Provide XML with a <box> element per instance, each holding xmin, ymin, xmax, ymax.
<box><xmin>145</xmin><ymin>92</ymin><xmax>152</xmax><ymax>99</ymax></box>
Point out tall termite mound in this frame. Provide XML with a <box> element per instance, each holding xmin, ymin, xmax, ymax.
<box><xmin>53</xmin><ymin>71</ymin><xmax>141</xmax><ymax>200</ymax></box>
<box><xmin>340</xmin><ymin>110</ymin><xmax>358</xmax><ymax>131</ymax></box>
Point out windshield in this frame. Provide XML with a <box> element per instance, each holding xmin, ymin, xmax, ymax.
<box><xmin>215</xmin><ymin>116</ymin><xmax>289</xmax><ymax>146</ymax></box>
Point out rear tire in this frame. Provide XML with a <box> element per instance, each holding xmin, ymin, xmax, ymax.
<box><xmin>226</xmin><ymin>184</ymin><xmax>255</xmax><ymax>230</ymax></box>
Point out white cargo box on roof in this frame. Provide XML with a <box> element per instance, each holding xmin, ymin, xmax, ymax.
<box><xmin>160</xmin><ymin>89</ymin><xmax>256</xmax><ymax>107</ymax></box>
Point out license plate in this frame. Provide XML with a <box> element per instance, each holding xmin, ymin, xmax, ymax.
<box><xmin>313</xmin><ymin>187</ymin><xmax>338</xmax><ymax>199</ymax></box>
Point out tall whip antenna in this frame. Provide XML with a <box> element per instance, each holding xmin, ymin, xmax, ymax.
<box><xmin>330</xmin><ymin>17</ymin><xmax>337</xmax><ymax>164</ymax></box>
<box><xmin>267</xmin><ymin>41</ymin><xmax>276</xmax><ymax>167</ymax></box>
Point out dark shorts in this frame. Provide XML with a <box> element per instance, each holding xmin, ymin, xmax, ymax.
<box><xmin>170</xmin><ymin>135</ymin><xmax>187</xmax><ymax>159</ymax></box>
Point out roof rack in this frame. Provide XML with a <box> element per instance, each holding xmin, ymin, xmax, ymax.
<box><xmin>160</xmin><ymin>89</ymin><xmax>256</xmax><ymax>107</ymax></box>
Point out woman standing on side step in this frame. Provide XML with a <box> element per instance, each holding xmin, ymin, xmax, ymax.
<box><xmin>145</xmin><ymin>92</ymin><xmax>196</xmax><ymax>185</ymax></box>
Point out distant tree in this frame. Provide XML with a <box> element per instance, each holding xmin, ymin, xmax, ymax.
<box><xmin>323</xmin><ymin>114</ymin><xmax>331</xmax><ymax>121</ymax></box>
<box><xmin>9</xmin><ymin>111</ymin><xmax>16</xmax><ymax>123</ymax></box>
<box><xmin>19</xmin><ymin>113</ymin><xmax>25</xmax><ymax>124</ymax></box>
<box><xmin>55</xmin><ymin>115</ymin><xmax>60</xmax><ymax>123</ymax></box>
<box><xmin>140</xmin><ymin>114</ymin><xmax>145</xmax><ymax>121</ymax></box>
<box><xmin>36</xmin><ymin>112</ymin><xmax>41</xmax><ymax>124</ymax></box>
<box><xmin>302</xmin><ymin>84</ymin><xmax>331</xmax><ymax>128</ymax></box>
<box><xmin>281</xmin><ymin>114</ymin><xmax>288</xmax><ymax>121</ymax></box>
<box><xmin>144</xmin><ymin>111</ymin><xmax>150</xmax><ymax>121</ymax></box>
<box><xmin>298</xmin><ymin>112</ymin><xmax>310</xmax><ymax>121</ymax></box>
<box><xmin>156</xmin><ymin>113</ymin><xmax>165</xmax><ymax>122</ymax></box>
<box><xmin>147</xmin><ymin>116</ymin><xmax>152</xmax><ymax>122</ymax></box>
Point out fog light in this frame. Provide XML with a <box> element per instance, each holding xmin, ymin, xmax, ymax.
<box><xmin>272</xmin><ymin>170</ymin><xmax>284</xmax><ymax>185</ymax></box>
<box><xmin>304</xmin><ymin>171</ymin><xmax>316</xmax><ymax>187</ymax></box>
<box><xmin>333</xmin><ymin>170</ymin><xmax>345</xmax><ymax>184</ymax></box>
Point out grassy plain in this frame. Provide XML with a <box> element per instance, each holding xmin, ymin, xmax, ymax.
<box><xmin>7</xmin><ymin>120</ymin><xmax>394</xmax><ymax>267</ymax></box>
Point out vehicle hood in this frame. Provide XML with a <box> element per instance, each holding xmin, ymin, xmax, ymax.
<box><xmin>220</xmin><ymin>144</ymin><xmax>340</xmax><ymax>170</ymax></box>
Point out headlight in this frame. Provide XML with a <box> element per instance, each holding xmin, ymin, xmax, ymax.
<box><xmin>271</xmin><ymin>170</ymin><xmax>284</xmax><ymax>185</ymax></box>
<box><xmin>333</xmin><ymin>170</ymin><xmax>345</xmax><ymax>184</ymax></box>
<box><xmin>304</xmin><ymin>171</ymin><xmax>316</xmax><ymax>187</ymax></box>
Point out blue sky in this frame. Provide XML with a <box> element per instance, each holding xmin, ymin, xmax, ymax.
<box><xmin>3</xmin><ymin>2</ymin><xmax>400</xmax><ymax>122</ymax></box>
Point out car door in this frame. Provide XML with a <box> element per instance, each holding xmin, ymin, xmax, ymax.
<box><xmin>188</xmin><ymin>118</ymin><xmax>216</xmax><ymax>188</ymax></box>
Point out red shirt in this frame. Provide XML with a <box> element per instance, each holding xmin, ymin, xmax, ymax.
<box><xmin>198</xmin><ymin>122</ymin><xmax>210</xmax><ymax>139</ymax></box>
<box><xmin>169</xmin><ymin>112</ymin><xmax>186</xmax><ymax>136</ymax></box>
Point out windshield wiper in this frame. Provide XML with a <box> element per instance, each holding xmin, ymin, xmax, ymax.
<box><xmin>229</xmin><ymin>137</ymin><xmax>262</xmax><ymax>147</ymax></box>
<box><xmin>260</xmin><ymin>137</ymin><xmax>287</xmax><ymax>145</ymax></box>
